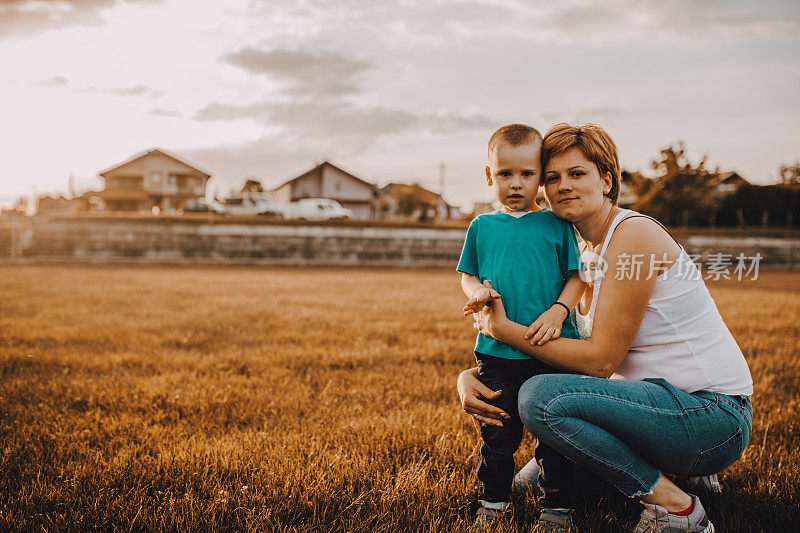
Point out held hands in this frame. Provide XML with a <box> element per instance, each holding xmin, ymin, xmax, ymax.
<box><xmin>471</xmin><ymin>281</ymin><xmax>507</xmax><ymax>338</ymax></box>
<box><xmin>463</xmin><ymin>283</ymin><xmax>501</xmax><ymax>316</ymax></box>
<box><xmin>524</xmin><ymin>304</ymin><xmax>569</xmax><ymax>345</ymax></box>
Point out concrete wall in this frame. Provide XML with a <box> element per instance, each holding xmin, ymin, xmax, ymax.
<box><xmin>0</xmin><ymin>218</ymin><xmax>465</xmax><ymax>266</ymax></box>
<box><xmin>0</xmin><ymin>217</ymin><xmax>798</xmax><ymax>269</ymax></box>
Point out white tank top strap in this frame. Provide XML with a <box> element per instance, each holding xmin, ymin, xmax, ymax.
<box><xmin>576</xmin><ymin>209</ymin><xmax>629</xmax><ymax>339</ymax></box>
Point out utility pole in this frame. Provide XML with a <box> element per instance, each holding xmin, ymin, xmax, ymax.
<box><xmin>439</xmin><ymin>163</ymin><xmax>446</xmax><ymax>218</ymax></box>
<box><xmin>30</xmin><ymin>185</ymin><xmax>37</xmax><ymax>216</ymax></box>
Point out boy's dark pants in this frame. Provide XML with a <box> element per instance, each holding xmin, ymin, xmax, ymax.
<box><xmin>476</xmin><ymin>352</ymin><xmax>575</xmax><ymax>508</ymax></box>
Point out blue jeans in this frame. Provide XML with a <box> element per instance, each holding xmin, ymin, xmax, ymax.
<box><xmin>518</xmin><ymin>374</ymin><xmax>753</xmax><ymax>498</ymax></box>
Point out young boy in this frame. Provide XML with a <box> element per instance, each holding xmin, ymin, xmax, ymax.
<box><xmin>458</xmin><ymin>124</ymin><xmax>585</xmax><ymax>530</ymax></box>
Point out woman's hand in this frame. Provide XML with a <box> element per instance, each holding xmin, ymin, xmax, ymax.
<box><xmin>472</xmin><ymin>281</ymin><xmax>508</xmax><ymax>339</ymax></box>
<box><xmin>457</xmin><ymin>367</ymin><xmax>511</xmax><ymax>429</ymax></box>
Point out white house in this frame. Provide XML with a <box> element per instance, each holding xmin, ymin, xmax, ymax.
<box><xmin>272</xmin><ymin>161</ymin><xmax>378</xmax><ymax>220</ymax></box>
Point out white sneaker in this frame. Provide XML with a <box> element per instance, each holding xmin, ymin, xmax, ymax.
<box><xmin>512</xmin><ymin>458</ymin><xmax>544</xmax><ymax>497</ymax></box>
<box><xmin>469</xmin><ymin>501</ymin><xmax>511</xmax><ymax>533</ymax></box>
<box><xmin>632</xmin><ymin>494</ymin><xmax>715</xmax><ymax>533</ymax></box>
<box><xmin>531</xmin><ymin>509</ymin><xmax>575</xmax><ymax>532</ymax></box>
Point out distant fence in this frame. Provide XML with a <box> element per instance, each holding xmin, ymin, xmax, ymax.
<box><xmin>0</xmin><ymin>216</ymin><xmax>798</xmax><ymax>269</ymax></box>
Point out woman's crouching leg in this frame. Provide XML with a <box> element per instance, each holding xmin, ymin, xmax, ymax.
<box><xmin>518</xmin><ymin>374</ymin><xmax>661</xmax><ymax>498</ymax></box>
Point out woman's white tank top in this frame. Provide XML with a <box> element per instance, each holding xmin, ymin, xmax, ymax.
<box><xmin>574</xmin><ymin>209</ymin><xmax>753</xmax><ymax>395</ymax></box>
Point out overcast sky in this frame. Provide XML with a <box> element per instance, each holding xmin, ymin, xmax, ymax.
<box><xmin>1</xmin><ymin>0</ymin><xmax>798</xmax><ymax>209</ymax></box>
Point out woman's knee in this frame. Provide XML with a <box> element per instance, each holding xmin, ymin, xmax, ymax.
<box><xmin>518</xmin><ymin>373</ymin><xmax>576</xmax><ymax>431</ymax></box>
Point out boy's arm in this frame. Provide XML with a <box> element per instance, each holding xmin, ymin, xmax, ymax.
<box><xmin>556</xmin><ymin>272</ymin><xmax>586</xmax><ymax>311</ymax></box>
<box><xmin>461</xmin><ymin>273</ymin><xmax>501</xmax><ymax>315</ymax></box>
<box><xmin>524</xmin><ymin>272</ymin><xmax>586</xmax><ymax>345</ymax></box>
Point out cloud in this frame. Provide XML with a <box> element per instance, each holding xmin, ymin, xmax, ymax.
<box><xmin>540</xmin><ymin>107</ymin><xmax>626</xmax><ymax>124</ymax></box>
<box><xmin>0</xmin><ymin>0</ymin><xmax>163</xmax><ymax>37</ymax></box>
<box><xmin>194</xmin><ymin>98</ymin><xmax>493</xmax><ymax>153</ymax></box>
<box><xmin>196</xmin><ymin>100</ymin><xmax>413</xmax><ymax>137</ymax></box>
<box><xmin>421</xmin><ymin>109</ymin><xmax>497</xmax><ymax>134</ymax></box>
<box><xmin>204</xmin><ymin>35</ymin><xmax>497</xmax><ymax>158</ymax></box>
<box><xmin>148</xmin><ymin>108</ymin><xmax>181</xmax><ymax>117</ymax></box>
<box><xmin>84</xmin><ymin>84</ymin><xmax>163</xmax><ymax>98</ymax></box>
<box><xmin>35</xmin><ymin>75</ymin><xmax>69</xmax><ymax>87</ymax></box>
<box><xmin>365</xmin><ymin>0</ymin><xmax>800</xmax><ymax>47</ymax></box>
<box><xmin>184</xmin><ymin>134</ymin><xmax>335</xmax><ymax>192</ymax></box>
<box><xmin>534</xmin><ymin>0</ymin><xmax>800</xmax><ymax>45</ymax></box>
<box><xmin>222</xmin><ymin>47</ymin><xmax>371</xmax><ymax>98</ymax></box>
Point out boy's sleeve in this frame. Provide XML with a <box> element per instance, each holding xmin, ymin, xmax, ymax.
<box><xmin>456</xmin><ymin>218</ymin><xmax>480</xmax><ymax>278</ymax></box>
<box><xmin>558</xmin><ymin>221</ymin><xmax>584</xmax><ymax>279</ymax></box>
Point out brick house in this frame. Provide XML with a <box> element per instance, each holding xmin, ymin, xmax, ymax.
<box><xmin>97</xmin><ymin>148</ymin><xmax>210</xmax><ymax>213</ymax></box>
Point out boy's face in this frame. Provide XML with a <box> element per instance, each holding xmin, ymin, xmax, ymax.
<box><xmin>485</xmin><ymin>141</ymin><xmax>542</xmax><ymax>212</ymax></box>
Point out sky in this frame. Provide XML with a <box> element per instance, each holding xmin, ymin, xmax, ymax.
<box><xmin>1</xmin><ymin>0</ymin><xmax>799</xmax><ymax>210</ymax></box>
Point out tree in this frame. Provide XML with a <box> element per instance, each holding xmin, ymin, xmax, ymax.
<box><xmin>383</xmin><ymin>183</ymin><xmax>439</xmax><ymax>222</ymax></box>
<box><xmin>779</xmin><ymin>162</ymin><xmax>800</xmax><ymax>186</ymax></box>
<box><xmin>396</xmin><ymin>187</ymin><xmax>437</xmax><ymax>221</ymax></box>
<box><xmin>632</xmin><ymin>143</ymin><xmax>715</xmax><ymax>226</ymax></box>
<box><xmin>241</xmin><ymin>179</ymin><xmax>264</xmax><ymax>193</ymax></box>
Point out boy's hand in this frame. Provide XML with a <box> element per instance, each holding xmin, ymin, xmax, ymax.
<box><xmin>524</xmin><ymin>304</ymin><xmax>570</xmax><ymax>345</ymax></box>
<box><xmin>463</xmin><ymin>285</ymin><xmax>501</xmax><ymax>316</ymax></box>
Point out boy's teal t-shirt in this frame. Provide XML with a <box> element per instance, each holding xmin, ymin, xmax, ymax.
<box><xmin>457</xmin><ymin>209</ymin><xmax>583</xmax><ymax>359</ymax></box>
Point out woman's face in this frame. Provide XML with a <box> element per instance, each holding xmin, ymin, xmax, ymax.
<box><xmin>542</xmin><ymin>147</ymin><xmax>612</xmax><ymax>222</ymax></box>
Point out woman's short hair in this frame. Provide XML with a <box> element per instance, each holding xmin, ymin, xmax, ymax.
<box><xmin>542</xmin><ymin>123</ymin><xmax>621</xmax><ymax>205</ymax></box>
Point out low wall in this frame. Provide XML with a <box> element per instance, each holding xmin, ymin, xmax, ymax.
<box><xmin>0</xmin><ymin>217</ymin><xmax>798</xmax><ymax>269</ymax></box>
<box><xmin>0</xmin><ymin>218</ymin><xmax>466</xmax><ymax>267</ymax></box>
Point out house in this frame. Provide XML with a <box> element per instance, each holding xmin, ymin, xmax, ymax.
<box><xmin>710</xmin><ymin>171</ymin><xmax>749</xmax><ymax>198</ymax></box>
<box><xmin>241</xmin><ymin>179</ymin><xmax>265</xmax><ymax>193</ymax></box>
<box><xmin>272</xmin><ymin>161</ymin><xmax>378</xmax><ymax>220</ymax></box>
<box><xmin>35</xmin><ymin>195</ymin><xmax>73</xmax><ymax>216</ymax></box>
<box><xmin>470</xmin><ymin>201</ymin><xmax>498</xmax><ymax>218</ymax></box>
<box><xmin>97</xmin><ymin>148</ymin><xmax>211</xmax><ymax>213</ymax></box>
<box><xmin>379</xmin><ymin>182</ymin><xmax>460</xmax><ymax>220</ymax></box>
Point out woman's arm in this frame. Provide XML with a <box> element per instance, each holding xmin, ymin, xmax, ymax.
<box><xmin>474</xmin><ymin>218</ymin><xmax>680</xmax><ymax>377</ymax></box>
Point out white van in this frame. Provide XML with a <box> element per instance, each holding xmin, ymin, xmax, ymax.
<box><xmin>219</xmin><ymin>192</ymin><xmax>284</xmax><ymax>217</ymax></box>
<box><xmin>287</xmin><ymin>198</ymin><xmax>354</xmax><ymax>220</ymax></box>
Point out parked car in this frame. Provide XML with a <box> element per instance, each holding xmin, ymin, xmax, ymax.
<box><xmin>219</xmin><ymin>192</ymin><xmax>284</xmax><ymax>217</ymax></box>
<box><xmin>287</xmin><ymin>198</ymin><xmax>353</xmax><ymax>220</ymax></box>
<box><xmin>181</xmin><ymin>198</ymin><xmax>221</xmax><ymax>213</ymax></box>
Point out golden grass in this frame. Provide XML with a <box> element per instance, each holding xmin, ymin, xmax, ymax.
<box><xmin>1</xmin><ymin>265</ymin><xmax>798</xmax><ymax>532</ymax></box>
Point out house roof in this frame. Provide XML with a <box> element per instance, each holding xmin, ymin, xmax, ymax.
<box><xmin>711</xmin><ymin>171</ymin><xmax>749</xmax><ymax>186</ymax></box>
<box><xmin>274</xmin><ymin>161</ymin><xmax>377</xmax><ymax>192</ymax></box>
<box><xmin>98</xmin><ymin>148</ymin><xmax>211</xmax><ymax>179</ymax></box>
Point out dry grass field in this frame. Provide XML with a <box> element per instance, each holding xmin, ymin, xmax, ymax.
<box><xmin>1</xmin><ymin>265</ymin><xmax>799</xmax><ymax>532</ymax></box>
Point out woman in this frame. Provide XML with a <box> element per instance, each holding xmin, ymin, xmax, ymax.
<box><xmin>458</xmin><ymin>123</ymin><xmax>753</xmax><ymax>533</ymax></box>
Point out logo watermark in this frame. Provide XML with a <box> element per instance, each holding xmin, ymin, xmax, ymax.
<box><xmin>580</xmin><ymin>250</ymin><xmax>762</xmax><ymax>282</ymax></box>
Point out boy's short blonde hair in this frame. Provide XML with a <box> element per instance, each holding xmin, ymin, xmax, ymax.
<box><xmin>488</xmin><ymin>124</ymin><xmax>543</xmax><ymax>158</ymax></box>
<box><xmin>542</xmin><ymin>123</ymin><xmax>621</xmax><ymax>205</ymax></box>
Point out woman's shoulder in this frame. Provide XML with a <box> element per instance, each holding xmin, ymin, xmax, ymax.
<box><xmin>608</xmin><ymin>211</ymin><xmax>678</xmax><ymax>256</ymax></box>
